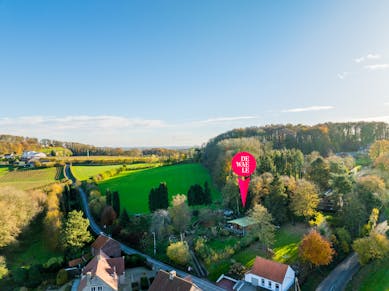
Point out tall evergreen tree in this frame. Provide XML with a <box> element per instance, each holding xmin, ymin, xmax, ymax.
<box><xmin>112</xmin><ymin>191</ymin><xmax>120</xmax><ymax>216</ymax></box>
<box><xmin>119</xmin><ymin>209</ymin><xmax>130</xmax><ymax>227</ymax></box>
<box><xmin>187</xmin><ymin>184</ymin><xmax>204</xmax><ymax>206</ymax></box>
<box><xmin>61</xmin><ymin>210</ymin><xmax>92</xmax><ymax>251</ymax></box>
<box><xmin>158</xmin><ymin>182</ymin><xmax>169</xmax><ymax>209</ymax></box>
<box><xmin>149</xmin><ymin>188</ymin><xmax>157</xmax><ymax>212</ymax></box>
<box><xmin>106</xmin><ymin>189</ymin><xmax>112</xmax><ymax>206</ymax></box>
<box><xmin>203</xmin><ymin>182</ymin><xmax>212</xmax><ymax>205</ymax></box>
<box><xmin>263</xmin><ymin>175</ymin><xmax>289</xmax><ymax>225</ymax></box>
<box><xmin>149</xmin><ymin>182</ymin><xmax>169</xmax><ymax>211</ymax></box>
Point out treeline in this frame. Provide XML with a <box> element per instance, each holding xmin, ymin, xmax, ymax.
<box><xmin>204</xmin><ymin>122</ymin><xmax>389</xmax><ymax>157</ymax></box>
<box><xmin>0</xmin><ymin>135</ymin><xmax>40</xmax><ymax>154</ymax></box>
<box><xmin>1</xmin><ymin>135</ymin><xmax>193</xmax><ymax>161</ymax></box>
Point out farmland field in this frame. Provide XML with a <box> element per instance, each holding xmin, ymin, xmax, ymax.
<box><xmin>71</xmin><ymin>165</ymin><xmax>123</xmax><ymax>180</ymax></box>
<box><xmin>98</xmin><ymin>163</ymin><xmax>221</xmax><ymax>213</ymax></box>
<box><xmin>0</xmin><ymin>167</ymin><xmax>58</xmax><ymax>190</ymax></box>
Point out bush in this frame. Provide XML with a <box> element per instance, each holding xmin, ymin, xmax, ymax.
<box><xmin>0</xmin><ymin>256</ymin><xmax>8</xmax><ymax>280</ymax></box>
<box><xmin>56</xmin><ymin>269</ymin><xmax>69</xmax><ymax>286</ymax></box>
<box><xmin>125</xmin><ymin>254</ymin><xmax>147</xmax><ymax>268</ymax></box>
<box><xmin>166</xmin><ymin>241</ymin><xmax>190</xmax><ymax>265</ymax></box>
<box><xmin>140</xmin><ymin>276</ymin><xmax>149</xmax><ymax>290</ymax></box>
<box><xmin>43</xmin><ymin>256</ymin><xmax>64</xmax><ymax>272</ymax></box>
<box><xmin>228</xmin><ymin>262</ymin><xmax>247</xmax><ymax>280</ymax></box>
<box><xmin>27</xmin><ymin>265</ymin><xmax>43</xmax><ymax>288</ymax></box>
<box><xmin>13</xmin><ymin>268</ymin><xmax>28</xmax><ymax>285</ymax></box>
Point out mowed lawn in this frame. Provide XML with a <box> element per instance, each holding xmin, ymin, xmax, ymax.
<box><xmin>0</xmin><ymin>166</ymin><xmax>9</xmax><ymax>178</ymax></box>
<box><xmin>98</xmin><ymin>163</ymin><xmax>221</xmax><ymax>213</ymax></box>
<box><xmin>71</xmin><ymin>165</ymin><xmax>123</xmax><ymax>181</ymax></box>
<box><xmin>0</xmin><ymin>167</ymin><xmax>58</xmax><ymax>190</ymax></box>
<box><xmin>272</xmin><ymin>223</ymin><xmax>308</xmax><ymax>264</ymax></box>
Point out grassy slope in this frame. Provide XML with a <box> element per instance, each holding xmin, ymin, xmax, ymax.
<box><xmin>346</xmin><ymin>259</ymin><xmax>389</xmax><ymax>291</ymax></box>
<box><xmin>71</xmin><ymin>165</ymin><xmax>123</xmax><ymax>181</ymax></box>
<box><xmin>0</xmin><ymin>214</ymin><xmax>62</xmax><ymax>290</ymax></box>
<box><xmin>0</xmin><ymin>166</ymin><xmax>9</xmax><ymax>178</ymax></box>
<box><xmin>98</xmin><ymin>163</ymin><xmax>221</xmax><ymax>213</ymax></box>
<box><xmin>0</xmin><ymin>167</ymin><xmax>57</xmax><ymax>190</ymax></box>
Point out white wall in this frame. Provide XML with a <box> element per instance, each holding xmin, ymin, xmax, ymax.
<box><xmin>244</xmin><ymin>273</ymin><xmax>282</xmax><ymax>291</ymax></box>
<box><xmin>281</xmin><ymin>266</ymin><xmax>295</xmax><ymax>291</ymax></box>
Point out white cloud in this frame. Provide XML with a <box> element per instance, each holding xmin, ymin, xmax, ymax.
<box><xmin>337</xmin><ymin>72</ymin><xmax>349</xmax><ymax>79</ymax></box>
<box><xmin>364</xmin><ymin>63</ymin><xmax>389</xmax><ymax>71</ymax></box>
<box><xmin>282</xmin><ymin>106</ymin><xmax>334</xmax><ymax>113</ymax></box>
<box><xmin>354</xmin><ymin>53</ymin><xmax>381</xmax><ymax>63</ymax></box>
<box><xmin>0</xmin><ymin>115</ymin><xmax>166</xmax><ymax>132</ymax></box>
<box><xmin>193</xmin><ymin>116</ymin><xmax>259</xmax><ymax>125</ymax></box>
<box><xmin>350</xmin><ymin>115</ymin><xmax>389</xmax><ymax>123</ymax></box>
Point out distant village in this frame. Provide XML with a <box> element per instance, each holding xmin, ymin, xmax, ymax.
<box><xmin>1</xmin><ymin>151</ymin><xmax>48</xmax><ymax>167</ymax></box>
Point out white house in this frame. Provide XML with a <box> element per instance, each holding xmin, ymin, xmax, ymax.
<box><xmin>4</xmin><ymin>153</ymin><xmax>14</xmax><ymax>159</ymax></box>
<box><xmin>21</xmin><ymin>151</ymin><xmax>47</xmax><ymax>160</ymax></box>
<box><xmin>244</xmin><ymin>257</ymin><xmax>295</xmax><ymax>291</ymax></box>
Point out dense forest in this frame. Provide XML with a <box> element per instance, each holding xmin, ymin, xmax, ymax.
<box><xmin>204</xmin><ymin>122</ymin><xmax>389</xmax><ymax>157</ymax></box>
<box><xmin>202</xmin><ymin>122</ymin><xmax>389</xmax><ymax>188</ymax></box>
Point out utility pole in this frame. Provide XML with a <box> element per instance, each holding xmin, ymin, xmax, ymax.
<box><xmin>152</xmin><ymin>231</ymin><xmax>156</xmax><ymax>256</ymax></box>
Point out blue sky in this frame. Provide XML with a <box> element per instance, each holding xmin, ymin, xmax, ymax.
<box><xmin>1</xmin><ymin>1</ymin><xmax>389</xmax><ymax>147</ymax></box>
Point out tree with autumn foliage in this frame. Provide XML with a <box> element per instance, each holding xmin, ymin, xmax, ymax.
<box><xmin>290</xmin><ymin>179</ymin><xmax>320</xmax><ymax>220</ymax></box>
<box><xmin>352</xmin><ymin>232</ymin><xmax>389</xmax><ymax>265</ymax></box>
<box><xmin>299</xmin><ymin>230</ymin><xmax>335</xmax><ymax>267</ymax></box>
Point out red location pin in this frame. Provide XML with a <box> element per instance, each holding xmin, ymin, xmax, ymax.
<box><xmin>231</xmin><ymin>152</ymin><xmax>257</xmax><ymax>207</ymax></box>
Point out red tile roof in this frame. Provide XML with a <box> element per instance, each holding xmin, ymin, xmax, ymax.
<box><xmin>79</xmin><ymin>250</ymin><xmax>124</xmax><ymax>291</ymax></box>
<box><xmin>91</xmin><ymin>235</ymin><xmax>110</xmax><ymax>249</ymax></box>
<box><xmin>250</xmin><ymin>256</ymin><xmax>288</xmax><ymax>284</ymax></box>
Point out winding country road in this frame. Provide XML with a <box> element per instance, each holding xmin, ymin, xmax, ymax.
<box><xmin>64</xmin><ymin>165</ymin><xmax>224</xmax><ymax>291</ymax></box>
<box><xmin>316</xmin><ymin>220</ymin><xmax>389</xmax><ymax>291</ymax></box>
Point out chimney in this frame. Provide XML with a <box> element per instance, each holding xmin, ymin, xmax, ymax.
<box><xmin>169</xmin><ymin>270</ymin><xmax>176</xmax><ymax>280</ymax></box>
<box><xmin>86</xmin><ymin>271</ymin><xmax>92</xmax><ymax>284</ymax></box>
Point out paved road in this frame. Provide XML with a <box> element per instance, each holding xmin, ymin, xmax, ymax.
<box><xmin>316</xmin><ymin>253</ymin><xmax>359</xmax><ymax>291</ymax></box>
<box><xmin>65</xmin><ymin>165</ymin><xmax>224</xmax><ymax>291</ymax></box>
<box><xmin>316</xmin><ymin>220</ymin><xmax>389</xmax><ymax>291</ymax></box>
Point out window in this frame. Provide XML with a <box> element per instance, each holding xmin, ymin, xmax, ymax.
<box><xmin>268</xmin><ymin>281</ymin><xmax>272</xmax><ymax>288</ymax></box>
<box><xmin>98</xmin><ymin>287</ymin><xmax>103</xmax><ymax>291</ymax></box>
<box><xmin>261</xmin><ymin>279</ymin><xmax>265</xmax><ymax>285</ymax></box>
<box><xmin>276</xmin><ymin>284</ymin><xmax>280</xmax><ymax>290</ymax></box>
<box><xmin>91</xmin><ymin>288</ymin><xmax>96</xmax><ymax>291</ymax></box>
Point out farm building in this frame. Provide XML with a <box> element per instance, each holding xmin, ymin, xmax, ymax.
<box><xmin>226</xmin><ymin>216</ymin><xmax>257</xmax><ymax>236</ymax></box>
<box><xmin>21</xmin><ymin>151</ymin><xmax>47</xmax><ymax>160</ymax></box>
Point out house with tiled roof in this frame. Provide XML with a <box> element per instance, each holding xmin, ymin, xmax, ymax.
<box><xmin>244</xmin><ymin>257</ymin><xmax>295</xmax><ymax>291</ymax></box>
<box><xmin>149</xmin><ymin>270</ymin><xmax>202</xmax><ymax>291</ymax></box>
<box><xmin>91</xmin><ymin>234</ymin><xmax>121</xmax><ymax>258</ymax></box>
<box><xmin>78</xmin><ymin>250</ymin><xmax>125</xmax><ymax>291</ymax></box>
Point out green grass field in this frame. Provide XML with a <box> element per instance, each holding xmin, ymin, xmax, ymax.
<box><xmin>346</xmin><ymin>259</ymin><xmax>389</xmax><ymax>291</ymax></box>
<box><xmin>0</xmin><ymin>167</ymin><xmax>58</xmax><ymax>190</ymax></box>
<box><xmin>98</xmin><ymin>163</ymin><xmax>221</xmax><ymax>213</ymax></box>
<box><xmin>0</xmin><ymin>166</ymin><xmax>9</xmax><ymax>178</ymax></box>
<box><xmin>273</xmin><ymin>224</ymin><xmax>307</xmax><ymax>264</ymax></box>
<box><xmin>71</xmin><ymin>165</ymin><xmax>123</xmax><ymax>180</ymax></box>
